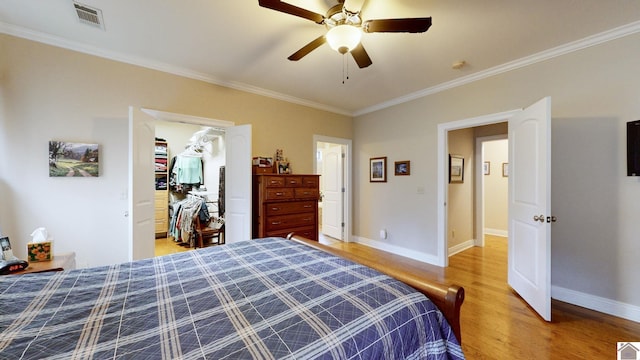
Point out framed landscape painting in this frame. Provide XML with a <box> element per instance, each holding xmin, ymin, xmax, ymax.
<box><xmin>49</xmin><ymin>141</ymin><xmax>99</xmax><ymax>177</ymax></box>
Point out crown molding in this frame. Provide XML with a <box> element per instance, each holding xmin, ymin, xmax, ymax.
<box><xmin>2</xmin><ymin>19</ymin><xmax>640</xmax><ymax>118</ymax></box>
<box><xmin>353</xmin><ymin>20</ymin><xmax>640</xmax><ymax>117</ymax></box>
<box><xmin>0</xmin><ymin>21</ymin><xmax>352</xmax><ymax>117</ymax></box>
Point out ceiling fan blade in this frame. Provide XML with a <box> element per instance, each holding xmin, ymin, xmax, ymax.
<box><xmin>258</xmin><ymin>0</ymin><xmax>325</xmax><ymax>24</ymax></box>
<box><xmin>288</xmin><ymin>35</ymin><xmax>327</xmax><ymax>61</ymax></box>
<box><xmin>350</xmin><ymin>43</ymin><xmax>372</xmax><ymax>68</ymax></box>
<box><xmin>363</xmin><ymin>17</ymin><xmax>432</xmax><ymax>33</ymax></box>
<box><xmin>343</xmin><ymin>0</ymin><xmax>367</xmax><ymax>14</ymax></box>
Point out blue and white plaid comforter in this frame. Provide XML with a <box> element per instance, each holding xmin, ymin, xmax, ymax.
<box><xmin>0</xmin><ymin>237</ymin><xmax>464</xmax><ymax>359</ymax></box>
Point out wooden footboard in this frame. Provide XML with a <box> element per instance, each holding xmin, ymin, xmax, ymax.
<box><xmin>287</xmin><ymin>234</ymin><xmax>465</xmax><ymax>344</ymax></box>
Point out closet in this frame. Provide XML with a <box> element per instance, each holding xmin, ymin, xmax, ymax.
<box><xmin>154</xmin><ymin>140</ymin><xmax>169</xmax><ymax>237</ymax></box>
<box><xmin>155</xmin><ymin>123</ymin><xmax>226</xmax><ymax>247</ymax></box>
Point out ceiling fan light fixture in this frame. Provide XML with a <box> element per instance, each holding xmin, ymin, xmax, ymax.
<box><xmin>326</xmin><ymin>25</ymin><xmax>362</xmax><ymax>54</ymax></box>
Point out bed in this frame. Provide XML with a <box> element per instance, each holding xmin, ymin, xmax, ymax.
<box><xmin>0</xmin><ymin>236</ymin><xmax>465</xmax><ymax>359</ymax></box>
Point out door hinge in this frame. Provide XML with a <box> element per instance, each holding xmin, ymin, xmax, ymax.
<box><xmin>342</xmin><ymin>187</ymin><xmax>345</xmax><ymax>193</ymax></box>
<box><xmin>341</xmin><ymin>222</ymin><xmax>345</xmax><ymax>227</ymax></box>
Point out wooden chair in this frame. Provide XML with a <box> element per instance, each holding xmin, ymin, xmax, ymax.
<box><xmin>194</xmin><ymin>215</ymin><xmax>225</xmax><ymax>248</ymax></box>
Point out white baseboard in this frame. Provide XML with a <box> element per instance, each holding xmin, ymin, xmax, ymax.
<box><xmin>552</xmin><ymin>285</ymin><xmax>640</xmax><ymax>323</ymax></box>
<box><xmin>484</xmin><ymin>228</ymin><xmax>508</xmax><ymax>237</ymax></box>
<box><xmin>351</xmin><ymin>236</ymin><xmax>440</xmax><ymax>266</ymax></box>
<box><xmin>448</xmin><ymin>239</ymin><xmax>474</xmax><ymax>256</ymax></box>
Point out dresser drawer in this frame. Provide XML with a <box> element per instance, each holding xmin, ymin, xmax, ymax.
<box><xmin>301</xmin><ymin>176</ymin><xmax>319</xmax><ymax>188</ymax></box>
<box><xmin>264</xmin><ymin>188</ymin><xmax>294</xmax><ymax>200</ymax></box>
<box><xmin>155</xmin><ymin>218</ymin><xmax>167</xmax><ymax>233</ymax></box>
<box><xmin>265</xmin><ymin>201</ymin><xmax>316</xmax><ymax>216</ymax></box>
<box><xmin>155</xmin><ymin>191</ymin><xmax>168</xmax><ymax>205</ymax></box>
<box><xmin>284</xmin><ymin>176</ymin><xmax>302</xmax><ymax>187</ymax></box>
<box><xmin>294</xmin><ymin>188</ymin><xmax>319</xmax><ymax>199</ymax></box>
<box><xmin>263</xmin><ymin>176</ymin><xmax>285</xmax><ymax>187</ymax></box>
<box><xmin>265</xmin><ymin>213</ymin><xmax>316</xmax><ymax>231</ymax></box>
<box><xmin>265</xmin><ymin>226</ymin><xmax>316</xmax><ymax>240</ymax></box>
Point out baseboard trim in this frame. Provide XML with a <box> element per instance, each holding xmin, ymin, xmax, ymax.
<box><xmin>484</xmin><ymin>228</ymin><xmax>508</xmax><ymax>237</ymax></box>
<box><xmin>552</xmin><ymin>285</ymin><xmax>640</xmax><ymax>323</ymax></box>
<box><xmin>448</xmin><ymin>239</ymin><xmax>475</xmax><ymax>256</ymax></box>
<box><xmin>352</xmin><ymin>236</ymin><xmax>440</xmax><ymax>266</ymax></box>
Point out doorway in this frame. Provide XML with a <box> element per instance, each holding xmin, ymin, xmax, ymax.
<box><xmin>313</xmin><ymin>135</ymin><xmax>352</xmax><ymax>242</ymax></box>
<box><xmin>154</xmin><ymin>121</ymin><xmax>226</xmax><ymax>254</ymax></box>
<box><xmin>129</xmin><ymin>108</ymin><xmax>251</xmax><ymax>260</ymax></box>
<box><xmin>437</xmin><ymin>110</ymin><xmax>518</xmax><ymax>266</ymax></box>
<box><xmin>475</xmin><ymin>135</ymin><xmax>508</xmax><ymax>247</ymax></box>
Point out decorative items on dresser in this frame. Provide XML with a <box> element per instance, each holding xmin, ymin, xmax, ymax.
<box><xmin>154</xmin><ymin>139</ymin><xmax>169</xmax><ymax>237</ymax></box>
<box><xmin>253</xmin><ymin>174</ymin><xmax>320</xmax><ymax>241</ymax></box>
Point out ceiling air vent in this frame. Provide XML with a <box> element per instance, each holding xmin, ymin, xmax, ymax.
<box><xmin>73</xmin><ymin>2</ymin><xmax>105</xmax><ymax>30</ymax></box>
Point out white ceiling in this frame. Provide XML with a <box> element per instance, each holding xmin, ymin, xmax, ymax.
<box><xmin>1</xmin><ymin>0</ymin><xmax>640</xmax><ymax>116</ymax></box>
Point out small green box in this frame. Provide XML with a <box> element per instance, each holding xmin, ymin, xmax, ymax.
<box><xmin>27</xmin><ymin>242</ymin><xmax>52</xmax><ymax>262</ymax></box>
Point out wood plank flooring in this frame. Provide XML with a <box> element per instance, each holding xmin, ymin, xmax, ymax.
<box><xmin>156</xmin><ymin>235</ymin><xmax>640</xmax><ymax>358</ymax></box>
<box><xmin>322</xmin><ymin>235</ymin><xmax>640</xmax><ymax>359</ymax></box>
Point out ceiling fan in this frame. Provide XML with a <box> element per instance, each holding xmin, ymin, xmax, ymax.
<box><xmin>258</xmin><ymin>0</ymin><xmax>432</xmax><ymax>68</ymax></box>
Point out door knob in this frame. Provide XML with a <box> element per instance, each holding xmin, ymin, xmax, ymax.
<box><xmin>533</xmin><ymin>214</ymin><xmax>545</xmax><ymax>223</ymax></box>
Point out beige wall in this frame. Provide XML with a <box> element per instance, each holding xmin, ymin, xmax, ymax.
<box><xmin>354</xmin><ymin>32</ymin><xmax>640</xmax><ymax>311</ymax></box>
<box><xmin>447</xmin><ymin>128</ymin><xmax>474</xmax><ymax>248</ymax></box>
<box><xmin>483</xmin><ymin>139</ymin><xmax>508</xmax><ymax>234</ymax></box>
<box><xmin>0</xmin><ymin>34</ymin><xmax>352</xmax><ymax>267</ymax></box>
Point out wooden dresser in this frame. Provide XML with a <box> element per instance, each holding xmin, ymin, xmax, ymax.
<box><xmin>253</xmin><ymin>174</ymin><xmax>320</xmax><ymax>241</ymax></box>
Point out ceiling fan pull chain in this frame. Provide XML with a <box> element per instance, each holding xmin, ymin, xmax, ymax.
<box><xmin>341</xmin><ymin>54</ymin><xmax>350</xmax><ymax>84</ymax></box>
<box><xmin>346</xmin><ymin>54</ymin><xmax>350</xmax><ymax>81</ymax></box>
<box><xmin>342</xmin><ymin>54</ymin><xmax>346</xmax><ymax>84</ymax></box>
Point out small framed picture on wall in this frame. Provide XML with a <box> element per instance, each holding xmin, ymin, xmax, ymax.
<box><xmin>394</xmin><ymin>160</ymin><xmax>410</xmax><ymax>176</ymax></box>
<box><xmin>449</xmin><ymin>155</ymin><xmax>464</xmax><ymax>183</ymax></box>
<box><xmin>370</xmin><ymin>157</ymin><xmax>387</xmax><ymax>182</ymax></box>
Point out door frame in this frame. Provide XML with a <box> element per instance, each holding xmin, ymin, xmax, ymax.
<box><xmin>437</xmin><ymin>109</ymin><xmax>519</xmax><ymax>266</ymax></box>
<box><xmin>313</xmin><ymin>135</ymin><xmax>352</xmax><ymax>242</ymax></box>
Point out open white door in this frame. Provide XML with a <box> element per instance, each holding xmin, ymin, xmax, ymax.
<box><xmin>321</xmin><ymin>145</ymin><xmax>344</xmax><ymax>240</ymax></box>
<box><xmin>128</xmin><ymin>107</ymin><xmax>156</xmax><ymax>260</ymax></box>
<box><xmin>225</xmin><ymin>124</ymin><xmax>252</xmax><ymax>243</ymax></box>
<box><xmin>508</xmin><ymin>97</ymin><xmax>552</xmax><ymax>321</ymax></box>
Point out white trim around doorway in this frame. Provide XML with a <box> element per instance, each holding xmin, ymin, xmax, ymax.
<box><xmin>437</xmin><ymin>109</ymin><xmax>519</xmax><ymax>267</ymax></box>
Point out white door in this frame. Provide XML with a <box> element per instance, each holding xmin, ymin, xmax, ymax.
<box><xmin>321</xmin><ymin>145</ymin><xmax>344</xmax><ymax>240</ymax></box>
<box><xmin>508</xmin><ymin>97</ymin><xmax>552</xmax><ymax>321</ymax></box>
<box><xmin>224</xmin><ymin>124</ymin><xmax>252</xmax><ymax>243</ymax></box>
<box><xmin>128</xmin><ymin>107</ymin><xmax>156</xmax><ymax>261</ymax></box>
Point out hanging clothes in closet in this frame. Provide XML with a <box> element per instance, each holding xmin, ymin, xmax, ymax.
<box><xmin>169</xmin><ymin>148</ymin><xmax>204</xmax><ymax>194</ymax></box>
<box><xmin>169</xmin><ymin>195</ymin><xmax>210</xmax><ymax>247</ymax></box>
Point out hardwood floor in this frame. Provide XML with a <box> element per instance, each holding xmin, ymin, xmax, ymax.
<box><xmin>154</xmin><ymin>237</ymin><xmax>192</xmax><ymax>256</ymax></box>
<box><xmin>322</xmin><ymin>235</ymin><xmax>640</xmax><ymax>359</ymax></box>
<box><xmin>156</xmin><ymin>234</ymin><xmax>640</xmax><ymax>358</ymax></box>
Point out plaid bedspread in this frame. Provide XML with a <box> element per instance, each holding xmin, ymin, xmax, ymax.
<box><xmin>0</xmin><ymin>237</ymin><xmax>464</xmax><ymax>359</ymax></box>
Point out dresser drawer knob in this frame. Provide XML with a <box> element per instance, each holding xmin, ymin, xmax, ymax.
<box><xmin>271</xmin><ymin>221</ymin><xmax>281</xmax><ymax>225</ymax></box>
<box><xmin>275</xmin><ymin>192</ymin><xmax>284</xmax><ymax>196</ymax></box>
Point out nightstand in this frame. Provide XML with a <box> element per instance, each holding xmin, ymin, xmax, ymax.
<box><xmin>14</xmin><ymin>252</ymin><xmax>76</xmax><ymax>274</ymax></box>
